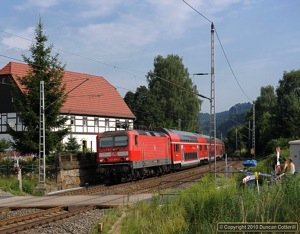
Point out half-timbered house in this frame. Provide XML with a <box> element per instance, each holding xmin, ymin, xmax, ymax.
<box><xmin>0</xmin><ymin>62</ymin><xmax>135</xmax><ymax>152</ymax></box>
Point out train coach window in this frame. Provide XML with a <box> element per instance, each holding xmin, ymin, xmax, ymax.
<box><xmin>115</xmin><ymin>136</ymin><xmax>128</xmax><ymax>147</ymax></box>
<box><xmin>100</xmin><ymin>137</ymin><xmax>114</xmax><ymax>148</ymax></box>
<box><xmin>135</xmin><ymin>136</ymin><xmax>138</xmax><ymax>146</ymax></box>
<box><xmin>174</xmin><ymin>144</ymin><xmax>180</xmax><ymax>152</ymax></box>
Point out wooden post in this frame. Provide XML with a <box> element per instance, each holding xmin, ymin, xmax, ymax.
<box><xmin>18</xmin><ymin>168</ymin><xmax>22</xmax><ymax>191</ymax></box>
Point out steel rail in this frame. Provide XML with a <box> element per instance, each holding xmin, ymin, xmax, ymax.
<box><xmin>0</xmin><ymin>205</ymin><xmax>95</xmax><ymax>234</ymax></box>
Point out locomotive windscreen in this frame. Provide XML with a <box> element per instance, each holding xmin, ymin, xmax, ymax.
<box><xmin>100</xmin><ymin>137</ymin><xmax>113</xmax><ymax>148</ymax></box>
<box><xmin>114</xmin><ymin>136</ymin><xmax>128</xmax><ymax>146</ymax></box>
<box><xmin>99</xmin><ymin>135</ymin><xmax>128</xmax><ymax>148</ymax></box>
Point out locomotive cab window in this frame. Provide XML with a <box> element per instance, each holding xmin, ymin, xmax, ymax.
<box><xmin>115</xmin><ymin>136</ymin><xmax>128</xmax><ymax>147</ymax></box>
<box><xmin>100</xmin><ymin>136</ymin><xmax>128</xmax><ymax>148</ymax></box>
<box><xmin>100</xmin><ymin>137</ymin><xmax>114</xmax><ymax>148</ymax></box>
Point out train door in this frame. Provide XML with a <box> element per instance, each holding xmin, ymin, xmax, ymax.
<box><xmin>181</xmin><ymin>145</ymin><xmax>185</xmax><ymax>162</ymax></box>
<box><xmin>211</xmin><ymin>143</ymin><xmax>216</xmax><ymax>161</ymax></box>
<box><xmin>141</xmin><ymin>142</ymin><xmax>145</xmax><ymax>165</ymax></box>
<box><xmin>204</xmin><ymin>145</ymin><xmax>209</xmax><ymax>161</ymax></box>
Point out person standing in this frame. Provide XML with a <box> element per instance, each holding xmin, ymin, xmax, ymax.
<box><xmin>288</xmin><ymin>158</ymin><xmax>296</xmax><ymax>175</ymax></box>
<box><xmin>283</xmin><ymin>158</ymin><xmax>289</xmax><ymax>173</ymax></box>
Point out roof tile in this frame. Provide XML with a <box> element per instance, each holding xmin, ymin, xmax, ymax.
<box><xmin>0</xmin><ymin>62</ymin><xmax>135</xmax><ymax>119</ymax></box>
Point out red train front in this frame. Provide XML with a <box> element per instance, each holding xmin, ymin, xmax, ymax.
<box><xmin>96</xmin><ymin>130</ymin><xmax>171</xmax><ymax>183</ymax></box>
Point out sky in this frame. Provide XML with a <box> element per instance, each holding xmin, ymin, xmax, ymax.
<box><xmin>0</xmin><ymin>0</ymin><xmax>299</xmax><ymax>113</ymax></box>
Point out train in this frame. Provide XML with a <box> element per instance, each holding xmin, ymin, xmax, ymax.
<box><xmin>96</xmin><ymin>128</ymin><xmax>225</xmax><ymax>183</ymax></box>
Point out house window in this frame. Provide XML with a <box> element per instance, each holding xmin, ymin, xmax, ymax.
<box><xmin>105</xmin><ymin>118</ymin><xmax>109</xmax><ymax>129</ymax></box>
<box><xmin>70</xmin><ymin>116</ymin><xmax>75</xmax><ymax>125</ymax></box>
<box><xmin>116</xmin><ymin>119</ymin><xmax>120</xmax><ymax>128</ymax></box>
<box><xmin>83</xmin><ymin>117</ymin><xmax>87</xmax><ymax>126</ymax></box>
<box><xmin>1</xmin><ymin>114</ymin><xmax>7</xmax><ymax>124</ymax></box>
<box><xmin>124</xmin><ymin>119</ymin><xmax>129</xmax><ymax>129</ymax></box>
<box><xmin>94</xmin><ymin>118</ymin><xmax>99</xmax><ymax>126</ymax></box>
<box><xmin>17</xmin><ymin>116</ymin><xmax>22</xmax><ymax>124</ymax></box>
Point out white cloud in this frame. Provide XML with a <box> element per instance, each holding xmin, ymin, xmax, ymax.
<box><xmin>14</xmin><ymin>0</ymin><xmax>60</xmax><ymax>10</ymax></box>
<box><xmin>63</xmin><ymin>0</ymin><xmax>246</xmax><ymax>64</ymax></box>
<box><xmin>78</xmin><ymin>21</ymin><xmax>158</xmax><ymax>55</ymax></box>
<box><xmin>1</xmin><ymin>27</ymin><xmax>34</xmax><ymax>50</ymax></box>
<box><xmin>77</xmin><ymin>0</ymin><xmax>124</xmax><ymax>18</ymax></box>
<box><xmin>2</xmin><ymin>0</ymin><xmax>247</xmax><ymax>65</ymax></box>
<box><xmin>75</xmin><ymin>1</ymin><xmax>195</xmax><ymax>54</ymax></box>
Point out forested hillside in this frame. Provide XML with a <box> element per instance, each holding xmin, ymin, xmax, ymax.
<box><xmin>198</xmin><ymin>102</ymin><xmax>252</xmax><ymax>138</ymax></box>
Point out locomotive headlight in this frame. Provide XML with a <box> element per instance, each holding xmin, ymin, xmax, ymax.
<box><xmin>99</xmin><ymin>159</ymin><xmax>103</xmax><ymax>162</ymax></box>
<box><xmin>125</xmin><ymin>157</ymin><xmax>129</xmax><ymax>161</ymax></box>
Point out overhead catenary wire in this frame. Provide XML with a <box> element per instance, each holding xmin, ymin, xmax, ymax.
<box><xmin>0</xmin><ymin>55</ymin><xmax>149</xmax><ymax>121</ymax></box>
<box><xmin>214</xmin><ymin>30</ymin><xmax>252</xmax><ymax>102</ymax></box>
<box><xmin>0</xmin><ymin>19</ymin><xmax>228</xmax><ymax>130</ymax></box>
<box><xmin>182</xmin><ymin>0</ymin><xmax>253</xmax><ymax>103</ymax></box>
<box><xmin>0</xmin><ymin>54</ymin><xmax>199</xmax><ymax>124</ymax></box>
<box><xmin>0</xmin><ymin>27</ymin><xmax>206</xmax><ymax>132</ymax></box>
<box><xmin>0</xmin><ymin>30</ymin><xmax>147</xmax><ymax>78</ymax></box>
<box><xmin>1</xmin><ymin>7</ymin><xmax>253</xmax><ymax>104</ymax></box>
<box><xmin>0</xmin><ymin>54</ymin><xmax>104</xmax><ymax>100</ymax></box>
<box><xmin>182</xmin><ymin>0</ymin><xmax>212</xmax><ymax>24</ymax></box>
<box><xmin>0</xmin><ymin>54</ymin><xmax>91</xmax><ymax>84</ymax></box>
<box><xmin>0</xmin><ymin>44</ymin><xmax>205</xmax><ymax>131</ymax></box>
<box><xmin>0</xmin><ymin>53</ymin><xmax>140</xmax><ymax>102</ymax></box>
<box><xmin>0</xmin><ymin>29</ymin><xmax>209</xmax><ymax>101</ymax></box>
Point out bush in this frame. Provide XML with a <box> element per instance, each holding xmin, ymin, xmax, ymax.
<box><xmin>0</xmin><ymin>177</ymin><xmax>22</xmax><ymax>195</ymax></box>
<box><xmin>265</xmin><ymin>138</ymin><xmax>290</xmax><ymax>155</ymax></box>
<box><xmin>0</xmin><ymin>138</ymin><xmax>11</xmax><ymax>152</ymax></box>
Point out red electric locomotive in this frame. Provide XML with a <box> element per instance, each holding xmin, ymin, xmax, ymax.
<box><xmin>96</xmin><ymin>128</ymin><xmax>225</xmax><ymax>183</ymax></box>
<box><xmin>96</xmin><ymin>129</ymin><xmax>172</xmax><ymax>183</ymax></box>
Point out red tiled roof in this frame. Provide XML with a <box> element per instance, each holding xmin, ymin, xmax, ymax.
<box><xmin>0</xmin><ymin>62</ymin><xmax>135</xmax><ymax>119</ymax></box>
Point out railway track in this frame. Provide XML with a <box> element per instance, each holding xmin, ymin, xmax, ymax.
<box><xmin>49</xmin><ymin>159</ymin><xmax>243</xmax><ymax>196</ymax></box>
<box><xmin>0</xmin><ymin>205</ymin><xmax>96</xmax><ymax>234</ymax></box>
<box><xmin>116</xmin><ymin>160</ymin><xmax>243</xmax><ymax>195</ymax></box>
<box><xmin>0</xmin><ymin>207</ymin><xmax>11</xmax><ymax>214</ymax></box>
<box><xmin>157</xmin><ymin>160</ymin><xmax>242</xmax><ymax>191</ymax></box>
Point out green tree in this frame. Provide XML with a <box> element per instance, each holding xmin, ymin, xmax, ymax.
<box><xmin>224</xmin><ymin>126</ymin><xmax>238</xmax><ymax>154</ymax></box>
<box><xmin>124</xmin><ymin>86</ymin><xmax>157</xmax><ymax>129</ymax></box>
<box><xmin>250</xmin><ymin>85</ymin><xmax>277</xmax><ymax>154</ymax></box>
<box><xmin>146</xmin><ymin>54</ymin><xmax>200</xmax><ymax>132</ymax></box>
<box><xmin>64</xmin><ymin>135</ymin><xmax>80</xmax><ymax>153</ymax></box>
<box><xmin>275</xmin><ymin>70</ymin><xmax>300</xmax><ymax>138</ymax></box>
<box><xmin>124</xmin><ymin>91</ymin><xmax>135</xmax><ymax>114</ymax></box>
<box><xmin>7</xmin><ymin>18</ymin><xmax>69</xmax><ymax>154</ymax></box>
<box><xmin>0</xmin><ymin>138</ymin><xmax>11</xmax><ymax>152</ymax></box>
